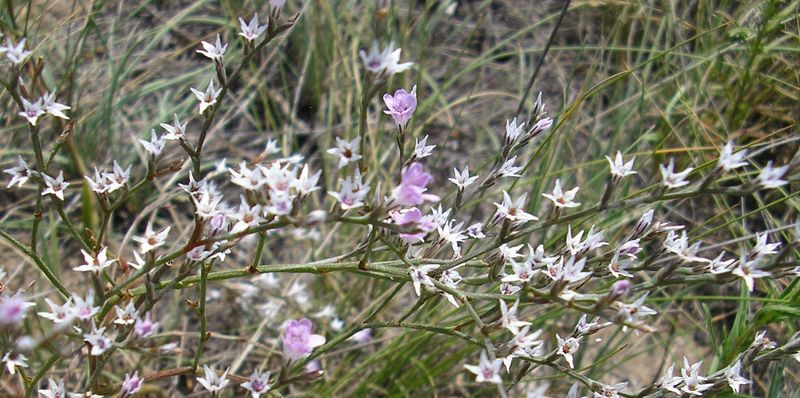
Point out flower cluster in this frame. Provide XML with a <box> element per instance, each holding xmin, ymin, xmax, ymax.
<box><xmin>0</xmin><ymin>2</ymin><xmax>798</xmax><ymax>397</ymax></box>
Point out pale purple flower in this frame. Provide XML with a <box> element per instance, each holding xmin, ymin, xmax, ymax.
<box><xmin>750</xmin><ymin>232</ymin><xmax>781</xmax><ymax>259</ymax></box>
<box><xmin>556</xmin><ymin>334</ymin><xmax>580</xmax><ymax>368</ymax></box>
<box><xmin>241</xmin><ymin>369</ymin><xmax>271</xmax><ymax>398</ymax></box>
<box><xmin>616</xmin><ymin>238</ymin><xmax>642</xmax><ymax>259</ymax></box>
<box><xmin>138</xmin><ymin>129</ymin><xmax>166</xmax><ymax>157</ymax></box>
<box><xmin>208</xmin><ymin>212</ymin><xmax>228</xmax><ymax>235</ymax></box>
<box><xmin>38</xmin><ymin>297</ymin><xmax>76</xmax><ymax>326</ymax></box>
<box><xmin>616</xmin><ymin>294</ymin><xmax>657</xmax><ymax>324</ymax></box>
<box><xmin>3</xmin><ymin>38</ymin><xmax>31</xmax><ymax>64</ymax></box>
<box><xmin>499</xmin><ymin>299</ymin><xmax>531</xmax><ymax>335</ymax></box>
<box><xmin>2</xmin><ymin>351</ymin><xmax>27</xmax><ymax>375</ymax></box>
<box><xmin>732</xmin><ymin>255</ymin><xmax>770</xmax><ymax>292</ymax></box>
<box><xmin>501</xmin><ymin>253</ymin><xmax>537</xmax><ymax>284</ymax></box>
<box><xmin>305</xmin><ymin>359</ymin><xmax>322</xmax><ymax>374</ymax></box>
<box><xmin>390</xmin><ymin>207</ymin><xmax>436</xmax><ymax>242</ymax></box>
<box><xmin>383</xmin><ymin>85</ymin><xmax>417</xmax><ymax>128</ymax></box>
<box><xmin>269</xmin><ymin>0</ymin><xmax>288</xmax><ymax>14</ymax></box>
<box><xmin>707</xmin><ymin>251</ymin><xmax>735</xmax><ymax>274</ymax></box>
<box><xmin>134</xmin><ymin>312</ymin><xmax>159</xmax><ymax>338</ymax></box>
<box><xmin>239</xmin><ymin>14</ymin><xmax>268</xmax><ymax>43</ymax></box>
<box><xmin>496</xmin><ymin>156</ymin><xmax>522</xmax><ymax>178</ymax></box>
<box><xmin>0</xmin><ymin>292</ymin><xmax>34</xmax><ymax>326</ymax></box>
<box><xmin>197</xmin><ymin>34</ymin><xmax>227</xmax><ymax>60</ymax></box>
<box><xmin>608</xmin><ymin>280</ymin><xmax>631</xmax><ymax>300</ymax></box>
<box><xmin>42</xmin><ymin>91</ymin><xmax>71</xmax><ymax>120</ymax></box>
<box><xmin>633</xmin><ymin>209</ymin><xmax>654</xmax><ymax>236</ymax></box>
<box><xmin>409</xmin><ymin>264</ymin><xmax>439</xmax><ymax>296</ymax></box>
<box><xmin>504</xmin><ymin>117</ymin><xmax>525</xmax><ymax>144</ymax></box>
<box><xmin>74</xmin><ymin>246</ymin><xmax>116</xmax><ymax>274</ymax></box>
<box><xmin>660</xmin><ymin>158</ymin><xmax>693</xmax><ymax>189</ymax></box>
<box><xmin>113</xmin><ymin>302</ymin><xmax>138</xmax><ymax>326</ymax></box>
<box><xmin>326</xmin><ymin>136</ymin><xmax>362</xmax><ymax>169</ymax></box>
<box><xmin>186</xmin><ymin>246</ymin><xmax>211</xmax><ymax>262</ymax></box>
<box><xmin>500</xmin><ymin>282</ymin><xmax>522</xmax><ymax>296</ymax></box>
<box><xmin>437</xmin><ymin>220</ymin><xmax>467</xmax><ymax>258</ymax></box>
<box><xmin>757</xmin><ymin>161</ymin><xmax>789</xmax><ymax>189</ymax></box>
<box><xmin>449</xmin><ymin>165</ymin><xmax>479</xmax><ymax>190</ymax></box>
<box><xmin>465</xmin><ymin>222</ymin><xmax>485</xmax><ymax>239</ymax></box>
<box><xmin>593</xmin><ymin>382</ymin><xmax>628</xmax><ymax>398</ymax></box>
<box><xmin>606</xmin><ymin>151</ymin><xmax>636</xmax><ymax>181</ymax></box>
<box><xmin>392</xmin><ymin>162</ymin><xmax>439</xmax><ymax>206</ymax></box>
<box><xmin>542</xmin><ymin>178</ymin><xmax>580</xmax><ymax>208</ymax></box>
<box><xmin>42</xmin><ymin>171</ymin><xmax>70</xmax><ymax>201</ymax></box>
<box><xmin>133</xmin><ymin>223</ymin><xmax>170</xmax><ymax>254</ymax></box>
<box><xmin>725</xmin><ymin>360</ymin><xmax>751</xmax><ymax>394</ymax></box>
<box><xmin>494</xmin><ymin>191</ymin><xmax>537</xmax><ymax>223</ymax></box>
<box><xmin>196</xmin><ymin>364</ymin><xmax>230</xmax><ymax>393</ymax></box>
<box><xmin>412</xmin><ymin>135</ymin><xmax>435</xmax><ymax>159</ymax></box>
<box><xmin>282</xmin><ymin>318</ymin><xmax>326</xmax><ymax>362</ymax></box>
<box><xmin>71</xmin><ymin>294</ymin><xmax>99</xmax><ymax>320</ymax></box>
<box><xmin>83</xmin><ymin>322</ymin><xmax>112</xmax><ymax>356</ymax></box>
<box><xmin>463</xmin><ymin>350</ymin><xmax>503</xmax><ymax>384</ymax></box>
<box><xmin>160</xmin><ymin>114</ymin><xmax>187</xmax><ymax>141</ymax></box>
<box><xmin>717</xmin><ymin>142</ymin><xmax>748</xmax><ymax>171</ymax></box>
<box><xmin>359</xmin><ymin>41</ymin><xmax>414</xmax><ymax>77</ymax></box>
<box><xmin>659</xmin><ymin>364</ymin><xmax>682</xmax><ymax>395</ymax></box>
<box><xmin>348</xmin><ymin>329</ymin><xmax>373</xmax><ymax>344</ymax></box>
<box><xmin>191</xmin><ymin>81</ymin><xmax>222</xmax><ymax>114</ymax></box>
<box><xmin>4</xmin><ymin>156</ymin><xmax>33</xmax><ymax>188</ymax></box>
<box><xmin>607</xmin><ymin>252</ymin><xmax>633</xmax><ymax>279</ymax></box>
<box><xmin>38</xmin><ymin>378</ymin><xmax>67</xmax><ymax>398</ymax></box>
<box><xmin>680</xmin><ymin>357</ymin><xmax>712</xmax><ymax>396</ymax></box>
<box><xmin>121</xmin><ymin>371</ymin><xmax>143</xmax><ymax>397</ymax></box>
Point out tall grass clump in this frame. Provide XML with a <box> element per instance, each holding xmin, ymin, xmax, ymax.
<box><xmin>0</xmin><ymin>0</ymin><xmax>798</xmax><ymax>396</ymax></box>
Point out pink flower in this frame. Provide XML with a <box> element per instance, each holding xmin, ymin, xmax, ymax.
<box><xmin>392</xmin><ymin>163</ymin><xmax>439</xmax><ymax>206</ymax></box>
<box><xmin>134</xmin><ymin>313</ymin><xmax>159</xmax><ymax>338</ymax></box>
<box><xmin>383</xmin><ymin>86</ymin><xmax>417</xmax><ymax>128</ymax></box>
<box><xmin>0</xmin><ymin>292</ymin><xmax>34</xmax><ymax>327</ymax></box>
<box><xmin>348</xmin><ymin>329</ymin><xmax>372</xmax><ymax>344</ymax></box>
<box><xmin>120</xmin><ymin>371</ymin><xmax>143</xmax><ymax>397</ymax></box>
<box><xmin>282</xmin><ymin>318</ymin><xmax>326</xmax><ymax>362</ymax></box>
<box><xmin>390</xmin><ymin>207</ymin><xmax>436</xmax><ymax>242</ymax></box>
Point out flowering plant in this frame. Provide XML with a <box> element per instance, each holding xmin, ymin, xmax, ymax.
<box><xmin>0</xmin><ymin>1</ymin><xmax>798</xmax><ymax>397</ymax></box>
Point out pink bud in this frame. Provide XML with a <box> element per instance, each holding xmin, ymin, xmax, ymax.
<box><xmin>609</xmin><ymin>280</ymin><xmax>631</xmax><ymax>300</ymax></box>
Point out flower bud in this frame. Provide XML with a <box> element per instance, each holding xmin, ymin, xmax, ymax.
<box><xmin>633</xmin><ymin>209</ymin><xmax>654</xmax><ymax>237</ymax></box>
<box><xmin>305</xmin><ymin>210</ymin><xmax>327</xmax><ymax>226</ymax></box>
<box><xmin>607</xmin><ymin>280</ymin><xmax>631</xmax><ymax>302</ymax></box>
<box><xmin>209</xmin><ymin>213</ymin><xmax>227</xmax><ymax>235</ymax></box>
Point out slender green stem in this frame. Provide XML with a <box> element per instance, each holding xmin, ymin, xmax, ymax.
<box><xmin>248</xmin><ymin>232</ymin><xmax>267</xmax><ymax>273</ymax></box>
<box><xmin>0</xmin><ymin>229</ymin><xmax>69</xmax><ymax>298</ymax></box>
<box><xmin>24</xmin><ymin>354</ymin><xmax>60</xmax><ymax>398</ymax></box>
<box><xmin>54</xmin><ymin>203</ymin><xmax>92</xmax><ymax>252</ymax></box>
<box><xmin>191</xmin><ymin>262</ymin><xmax>210</xmax><ymax>371</ymax></box>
